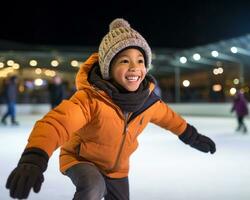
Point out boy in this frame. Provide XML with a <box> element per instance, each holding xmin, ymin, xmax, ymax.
<box><xmin>6</xmin><ymin>18</ymin><xmax>216</xmax><ymax>200</ymax></box>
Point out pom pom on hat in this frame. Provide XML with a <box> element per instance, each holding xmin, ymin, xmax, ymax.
<box><xmin>98</xmin><ymin>18</ymin><xmax>152</xmax><ymax>80</ymax></box>
<box><xmin>109</xmin><ymin>18</ymin><xmax>130</xmax><ymax>31</ymax></box>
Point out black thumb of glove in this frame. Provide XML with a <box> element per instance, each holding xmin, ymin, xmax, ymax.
<box><xmin>6</xmin><ymin>147</ymin><xmax>49</xmax><ymax>199</ymax></box>
<box><xmin>179</xmin><ymin>124</ymin><xmax>216</xmax><ymax>154</ymax></box>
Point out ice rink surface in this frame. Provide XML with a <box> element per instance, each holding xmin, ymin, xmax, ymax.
<box><xmin>0</xmin><ymin>114</ymin><xmax>250</xmax><ymax>200</ymax></box>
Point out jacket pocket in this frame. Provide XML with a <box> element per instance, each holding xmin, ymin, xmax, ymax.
<box><xmin>78</xmin><ymin>141</ymin><xmax>116</xmax><ymax>170</ymax></box>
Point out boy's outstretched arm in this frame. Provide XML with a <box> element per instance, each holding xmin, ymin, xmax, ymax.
<box><xmin>5</xmin><ymin>91</ymin><xmax>92</xmax><ymax>199</ymax></box>
<box><xmin>179</xmin><ymin>124</ymin><xmax>216</xmax><ymax>154</ymax></box>
<box><xmin>150</xmin><ymin>101</ymin><xmax>216</xmax><ymax>154</ymax></box>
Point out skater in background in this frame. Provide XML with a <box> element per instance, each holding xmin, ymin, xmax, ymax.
<box><xmin>231</xmin><ymin>90</ymin><xmax>248</xmax><ymax>133</ymax></box>
<box><xmin>1</xmin><ymin>75</ymin><xmax>19</xmax><ymax>125</ymax></box>
<box><xmin>6</xmin><ymin>18</ymin><xmax>216</xmax><ymax>200</ymax></box>
<box><xmin>48</xmin><ymin>75</ymin><xmax>66</xmax><ymax>108</ymax></box>
<box><xmin>151</xmin><ymin>75</ymin><xmax>162</xmax><ymax>98</ymax></box>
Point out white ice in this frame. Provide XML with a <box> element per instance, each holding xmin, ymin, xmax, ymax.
<box><xmin>0</xmin><ymin>114</ymin><xmax>250</xmax><ymax>200</ymax></box>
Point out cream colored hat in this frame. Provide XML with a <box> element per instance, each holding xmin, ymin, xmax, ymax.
<box><xmin>98</xmin><ymin>18</ymin><xmax>152</xmax><ymax>80</ymax></box>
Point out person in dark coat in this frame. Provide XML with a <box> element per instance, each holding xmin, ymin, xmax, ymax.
<box><xmin>1</xmin><ymin>75</ymin><xmax>19</xmax><ymax>125</ymax></box>
<box><xmin>231</xmin><ymin>91</ymin><xmax>248</xmax><ymax>133</ymax></box>
<box><xmin>48</xmin><ymin>76</ymin><xmax>66</xmax><ymax>109</ymax></box>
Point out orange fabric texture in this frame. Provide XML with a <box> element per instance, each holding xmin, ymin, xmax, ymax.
<box><xmin>26</xmin><ymin>53</ymin><xmax>187</xmax><ymax>178</ymax></box>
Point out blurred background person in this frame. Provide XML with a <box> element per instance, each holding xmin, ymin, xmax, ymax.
<box><xmin>1</xmin><ymin>75</ymin><xmax>19</xmax><ymax>126</ymax></box>
<box><xmin>153</xmin><ymin>77</ymin><xmax>162</xmax><ymax>98</ymax></box>
<box><xmin>231</xmin><ymin>90</ymin><xmax>248</xmax><ymax>133</ymax></box>
<box><xmin>48</xmin><ymin>75</ymin><xmax>66</xmax><ymax>109</ymax></box>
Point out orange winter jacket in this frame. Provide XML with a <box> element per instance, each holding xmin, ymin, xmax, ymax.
<box><xmin>26</xmin><ymin>53</ymin><xmax>187</xmax><ymax>178</ymax></box>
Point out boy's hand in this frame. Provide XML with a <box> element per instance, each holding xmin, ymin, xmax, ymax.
<box><xmin>6</xmin><ymin>148</ymin><xmax>49</xmax><ymax>199</ymax></box>
<box><xmin>179</xmin><ymin>124</ymin><xmax>216</xmax><ymax>154</ymax></box>
<box><xmin>6</xmin><ymin>163</ymin><xmax>44</xmax><ymax>199</ymax></box>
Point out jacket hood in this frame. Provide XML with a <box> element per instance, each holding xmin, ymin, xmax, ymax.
<box><xmin>75</xmin><ymin>53</ymin><xmax>99</xmax><ymax>90</ymax></box>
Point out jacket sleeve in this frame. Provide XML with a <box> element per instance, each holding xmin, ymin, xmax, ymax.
<box><xmin>25</xmin><ymin>90</ymin><xmax>93</xmax><ymax>157</ymax></box>
<box><xmin>150</xmin><ymin>100</ymin><xmax>187</xmax><ymax>136</ymax></box>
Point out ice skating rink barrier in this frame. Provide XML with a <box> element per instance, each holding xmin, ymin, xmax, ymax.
<box><xmin>0</xmin><ymin>103</ymin><xmax>249</xmax><ymax>117</ymax></box>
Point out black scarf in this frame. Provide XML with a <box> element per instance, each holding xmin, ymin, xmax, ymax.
<box><xmin>88</xmin><ymin>64</ymin><xmax>153</xmax><ymax>113</ymax></box>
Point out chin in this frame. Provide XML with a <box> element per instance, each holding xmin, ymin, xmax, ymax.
<box><xmin>125</xmin><ymin>86</ymin><xmax>140</xmax><ymax>92</ymax></box>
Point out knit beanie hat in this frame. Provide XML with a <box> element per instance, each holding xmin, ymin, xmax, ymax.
<box><xmin>98</xmin><ymin>18</ymin><xmax>152</xmax><ymax>80</ymax></box>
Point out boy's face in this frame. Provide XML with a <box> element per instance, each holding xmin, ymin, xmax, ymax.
<box><xmin>110</xmin><ymin>48</ymin><xmax>147</xmax><ymax>92</ymax></box>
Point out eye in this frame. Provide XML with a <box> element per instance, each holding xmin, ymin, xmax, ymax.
<box><xmin>138</xmin><ymin>59</ymin><xmax>145</xmax><ymax>64</ymax></box>
<box><xmin>120</xmin><ymin>59</ymin><xmax>129</xmax><ymax>64</ymax></box>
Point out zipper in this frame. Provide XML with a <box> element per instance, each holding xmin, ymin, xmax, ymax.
<box><xmin>109</xmin><ymin>112</ymin><xmax>130</xmax><ymax>172</ymax></box>
<box><xmin>92</xmin><ymin>86</ymin><xmax>125</xmax><ymax>119</ymax></box>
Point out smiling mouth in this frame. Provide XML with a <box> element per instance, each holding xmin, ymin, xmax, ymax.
<box><xmin>125</xmin><ymin>76</ymin><xmax>140</xmax><ymax>82</ymax></box>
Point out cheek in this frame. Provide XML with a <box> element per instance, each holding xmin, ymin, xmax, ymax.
<box><xmin>112</xmin><ymin>68</ymin><xmax>125</xmax><ymax>81</ymax></box>
<box><xmin>116</xmin><ymin>68</ymin><xmax>124</xmax><ymax>75</ymax></box>
<box><xmin>142</xmin><ymin>68</ymin><xmax>147</xmax><ymax>77</ymax></box>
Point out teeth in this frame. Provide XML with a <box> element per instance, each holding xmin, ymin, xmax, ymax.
<box><xmin>126</xmin><ymin>76</ymin><xmax>139</xmax><ymax>81</ymax></box>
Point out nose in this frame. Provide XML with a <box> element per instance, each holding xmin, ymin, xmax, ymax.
<box><xmin>129</xmin><ymin>62</ymin><xmax>140</xmax><ymax>72</ymax></box>
<box><xmin>128</xmin><ymin>67</ymin><xmax>138</xmax><ymax>72</ymax></box>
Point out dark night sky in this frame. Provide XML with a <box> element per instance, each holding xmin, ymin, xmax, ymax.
<box><xmin>1</xmin><ymin>1</ymin><xmax>250</xmax><ymax>48</ymax></box>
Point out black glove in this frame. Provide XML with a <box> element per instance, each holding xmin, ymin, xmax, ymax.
<box><xmin>179</xmin><ymin>124</ymin><xmax>216</xmax><ymax>154</ymax></box>
<box><xmin>6</xmin><ymin>147</ymin><xmax>49</xmax><ymax>199</ymax></box>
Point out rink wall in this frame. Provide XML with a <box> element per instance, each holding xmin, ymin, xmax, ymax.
<box><xmin>0</xmin><ymin>103</ymin><xmax>249</xmax><ymax>117</ymax></box>
<box><xmin>0</xmin><ymin>104</ymin><xmax>51</xmax><ymax>115</ymax></box>
<box><xmin>168</xmin><ymin>103</ymin><xmax>235</xmax><ymax>117</ymax></box>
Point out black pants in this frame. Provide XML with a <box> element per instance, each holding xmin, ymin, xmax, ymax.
<box><xmin>65</xmin><ymin>163</ymin><xmax>129</xmax><ymax>200</ymax></box>
<box><xmin>237</xmin><ymin>116</ymin><xmax>247</xmax><ymax>132</ymax></box>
